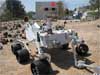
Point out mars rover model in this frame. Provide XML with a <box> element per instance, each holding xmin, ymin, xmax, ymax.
<box><xmin>11</xmin><ymin>22</ymin><xmax>100</xmax><ymax>75</ymax></box>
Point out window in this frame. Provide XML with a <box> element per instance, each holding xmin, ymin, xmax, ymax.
<box><xmin>44</xmin><ymin>8</ymin><xmax>49</xmax><ymax>11</ymax></box>
<box><xmin>52</xmin><ymin>8</ymin><xmax>56</xmax><ymax>11</ymax></box>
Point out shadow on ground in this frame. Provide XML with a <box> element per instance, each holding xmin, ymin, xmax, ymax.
<box><xmin>47</xmin><ymin>48</ymin><xmax>74</xmax><ymax>70</ymax></box>
<box><xmin>46</xmin><ymin>48</ymin><xmax>94</xmax><ymax>70</ymax></box>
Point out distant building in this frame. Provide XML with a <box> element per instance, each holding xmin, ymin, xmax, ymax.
<box><xmin>36</xmin><ymin>2</ymin><xmax>59</xmax><ymax>19</ymax></box>
<box><xmin>81</xmin><ymin>11</ymin><xmax>97</xmax><ymax>21</ymax></box>
<box><xmin>73</xmin><ymin>6</ymin><xmax>90</xmax><ymax>20</ymax></box>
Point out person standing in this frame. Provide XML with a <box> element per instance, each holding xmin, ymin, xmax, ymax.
<box><xmin>24</xmin><ymin>16</ymin><xmax>30</xmax><ymax>28</ymax></box>
<box><xmin>64</xmin><ymin>20</ymin><xmax>67</xmax><ymax>27</ymax></box>
<box><xmin>45</xmin><ymin>17</ymin><xmax>53</xmax><ymax>34</ymax></box>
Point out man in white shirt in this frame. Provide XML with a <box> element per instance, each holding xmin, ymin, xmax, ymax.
<box><xmin>45</xmin><ymin>17</ymin><xmax>53</xmax><ymax>34</ymax></box>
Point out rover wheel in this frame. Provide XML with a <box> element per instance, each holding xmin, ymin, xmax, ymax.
<box><xmin>38</xmin><ymin>53</ymin><xmax>51</xmax><ymax>63</ymax></box>
<box><xmin>11</xmin><ymin>43</ymin><xmax>22</xmax><ymax>55</ymax></box>
<box><xmin>31</xmin><ymin>58</ymin><xmax>52</xmax><ymax>75</ymax></box>
<box><xmin>76</xmin><ymin>44</ymin><xmax>89</xmax><ymax>56</ymax></box>
<box><xmin>16</xmin><ymin>49</ymin><xmax>30</xmax><ymax>65</ymax></box>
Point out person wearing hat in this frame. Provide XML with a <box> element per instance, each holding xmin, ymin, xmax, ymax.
<box><xmin>21</xmin><ymin>16</ymin><xmax>30</xmax><ymax>39</ymax></box>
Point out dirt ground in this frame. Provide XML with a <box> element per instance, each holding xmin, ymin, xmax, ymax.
<box><xmin>0</xmin><ymin>19</ymin><xmax>100</xmax><ymax>75</ymax></box>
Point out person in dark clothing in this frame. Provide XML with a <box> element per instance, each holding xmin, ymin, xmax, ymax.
<box><xmin>64</xmin><ymin>20</ymin><xmax>67</xmax><ymax>27</ymax></box>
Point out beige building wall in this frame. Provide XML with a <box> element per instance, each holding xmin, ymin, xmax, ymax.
<box><xmin>36</xmin><ymin>2</ymin><xmax>58</xmax><ymax>19</ymax></box>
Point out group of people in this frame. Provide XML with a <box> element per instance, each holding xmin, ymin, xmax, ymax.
<box><xmin>0</xmin><ymin>16</ymin><xmax>68</xmax><ymax>50</ymax></box>
<box><xmin>24</xmin><ymin>16</ymin><xmax>53</xmax><ymax>34</ymax></box>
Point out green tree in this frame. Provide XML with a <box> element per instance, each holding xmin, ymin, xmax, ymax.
<box><xmin>65</xmin><ymin>8</ymin><xmax>69</xmax><ymax>15</ymax></box>
<box><xmin>57</xmin><ymin>1</ymin><xmax>64</xmax><ymax>19</ymax></box>
<box><xmin>0</xmin><ymin>0</ymin><xmax>26</xmax><ymax>21</ymax></box>
<box><xmin>89</xmin><ymin>0</ymin><xmax>100</xmax><ymax>10</ymax></box>
<box><xmin>89</xmin><ymin>0</ymin><xmax>100</xmax><ymax>18</ymax></box>
<box><xmin>27</xmin><ymin>11</ymin><xmax>35</xmax><ymax>19</ymax></box>
<box><xmin>6</xmin><ymin>0</ymin><xmax>26</xmax><ymax>19</ymax></box>
<box><xmin>0</xmin><ymin>9</ymin><xmax>13</xmax><ymax>21</ymax></box>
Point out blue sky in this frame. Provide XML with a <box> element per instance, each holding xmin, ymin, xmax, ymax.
<box><xmin>0</xmin><ymin>0</ymin><xmax>90</xmax><ymax>12</ymax></box>
<box><xmin>20</xmin><ymin>0</ymin><xmax>90</xmax><ymax>12</ymax></box>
